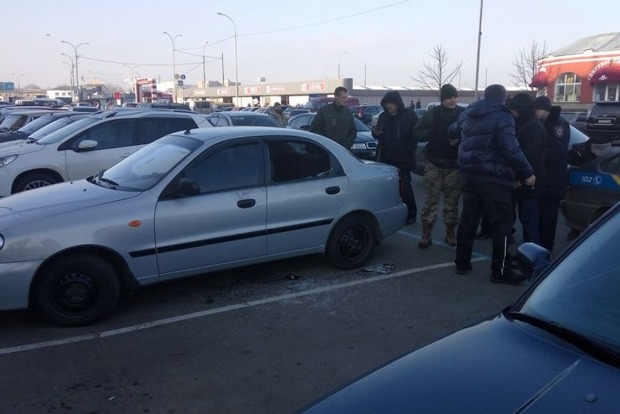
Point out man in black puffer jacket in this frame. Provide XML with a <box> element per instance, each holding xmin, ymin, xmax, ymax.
<box><xmin>372</xmin><ymin>91</ymin><xmax>419</xmax><ymax>224</ymax></box>
<box><xmin>450</xmin><ymin>84</ymin><xmax>535</xmax><ymax>284</ymax></box>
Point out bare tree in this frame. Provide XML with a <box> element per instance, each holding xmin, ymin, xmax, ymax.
<box><xmin>411</xmin><ymin>44</ymin><xmax>462</xmax><ymax>94</ymax></box>
<box><xmin>511</xmin><ymin>40</ymin><xmax>549</xmax><ymax>89</ymax></box>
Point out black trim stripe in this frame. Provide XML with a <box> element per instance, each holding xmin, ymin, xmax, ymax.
<box><xmin>129</xmin><ymin>218</ymin><xmax>333</xmax><ymax>258</ymax></box>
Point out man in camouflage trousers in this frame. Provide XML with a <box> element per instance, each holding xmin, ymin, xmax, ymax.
<box><xmin>414</xmin><ymin>84</ymin><xmax>465</xmax><ymax>248</ymax></box>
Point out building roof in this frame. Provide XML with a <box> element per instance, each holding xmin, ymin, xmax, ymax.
<box><xmin>550</xmin><ymin>32</ymin><xmax>620</xmax><ymax>57</ymax></box>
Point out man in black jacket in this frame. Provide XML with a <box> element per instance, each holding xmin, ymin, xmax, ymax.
<box><xmin>372</xmin><ymin>91</ymin><xmax>419</xmax><ymax>224</ymax></box>
<box><xmin>451</xmin><ymin>85</ymin><xmax>535</xmax><ymax>284</ymax></box>
<box><xmin>534</xmin><ymin>96</ymin><xmax>570</xmax><ymax>251</ymax></box>
<box><xmin>507</xmin><ymin>93</ymin><xmax>547</xmax><ymax>245</ymax></box>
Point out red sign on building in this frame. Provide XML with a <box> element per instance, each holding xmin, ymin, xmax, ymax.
<box><xmin>302</xmin><ymin>82</ymin><xmax>326</xmax><ymax>92</ymax></box>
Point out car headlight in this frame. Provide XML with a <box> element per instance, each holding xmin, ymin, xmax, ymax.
<box><xmin>0</xmin><ymin>234</ymin><xmax>4</xmax><ymax>250</ymax></box>
<box><xmin>0</xmin><ymin>155</ymin><xmax>17</xmax><ymax>167</ymax></box>
<box><xmin>350</xmin><ymin>143</ymin><xmax>366</xmax><ymax>149</ymax></box>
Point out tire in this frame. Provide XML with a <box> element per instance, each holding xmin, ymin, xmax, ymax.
<box><xmin>325</xmin><ymin>215</ymin><xmax>376</xmax><ymax>270</ymax></box>
<box><xmin>34</xmin><ymin>254</ymin><xmax>120</xmax><ymax>326</ymax></box>
<box><xmin>14</xmin><ymin>172</ymin><xmax>61</xmax><ymax>193</ymax></box>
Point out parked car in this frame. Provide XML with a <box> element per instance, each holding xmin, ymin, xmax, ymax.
<box><xmin>350</xmin><ymin>104</ymin><xmax>383</xmax><ymax>125</ymax></box>
<box><xmin>0</xmin><ymin>109</ymin><xmax>211</xmax><ymax>196</ymax></box>
<box><xmin>300</xmin><ymin>202</ymin><xmax>620</xmax><ymax>413</ymax></box>
<box><xmin>0</xmin><ymin>109</ymin><xmax>59</xmax><ymax>132</ymax></box>
<box><xmin>303</xmin><ymin>96</ymin><xmax>360</xmax><ymax>112</ymax></box>
<box><xmin>561</xmin><ymin>111</ymin><xmax>588</xmax><ymax>132</ymax></box>
<box><xmin>0</xmin><ymin>111</ymin><xmax>77</xmax><ymax>143</ymax></box>
<box><xmin>0</xmin><ymin>126</ymin><xmax>406</xmax><ymax>326</ymax></box>
<box><xmin>560</xmin><ymin>145</ymin><xmax>620</xmax><ymax>234</ymax></box>
<box><xmin>287</xmin><ymin>112</ymin><xmax>378</xmax><ymax>160</ymax></box>
<box><xmin>206</xmin><ymin>111</ymin><xmax>284</xmax><ymax>127</ymax></box>
<box><xmin>283</xmin><ymin>107</ymin><xmax>310</xmax><ymax>122</ymax></box>
<box><xmin>584</xmin><ymin>101</ymin><xmax>620</xmax><ymax>144</ymax></box>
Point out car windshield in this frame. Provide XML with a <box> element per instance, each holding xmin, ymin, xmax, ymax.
<box><xmin>29</xmin><ymin>116</ymin><xmax>82</xmax><ymax>140</ymax></box>
<box><xmin>16</xmin><ymin>114</ymin><xmax>56</xmax><ymax>135</ymax></box>
<box><xmin>36</xmin><ymin>116</ymin><xmax>101</xmax><ymax>144</ymax></box>
<box><xmin>230</xmin><ymin>115</ymin><xmax>282</xmax><ymax>127</ymax></box>
<box><xmin>516</xmin><ymin>210</ymin><xmax>620</xmax><ymax>352</ymax></box>
<box><xmin>354</xmin><ymin>117</ymin><xmax>370</xmax><ymax>131</ymax></box>
<box><xmin>96</xmin><ymin>134</ymin><xmax>202</xmax><ymax>191</ymax></box>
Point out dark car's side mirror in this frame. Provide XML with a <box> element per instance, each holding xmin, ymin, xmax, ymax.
<box><xmin>516</xmin><ymin>242</ymin><xmax>551</xmax><ymax>282</ymax></box>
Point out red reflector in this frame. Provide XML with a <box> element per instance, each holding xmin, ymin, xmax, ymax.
<box><xmin>128</xmin><ymin>220</ymin><xmax>141</xmax><ymax>227</ymax></box>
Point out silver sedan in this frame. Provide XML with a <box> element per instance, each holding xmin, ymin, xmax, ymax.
<box><xmin>0</xmin><ymin>127</ymin><xmax>406</xmax><ymax>326</ymax></box>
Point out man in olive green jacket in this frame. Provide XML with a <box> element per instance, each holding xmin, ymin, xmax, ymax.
<box><xmin>310</xmin><ymin>86</ymin><xmax>356</xmax><ymax>150</ymax></box>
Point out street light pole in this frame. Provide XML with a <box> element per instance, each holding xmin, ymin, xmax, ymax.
<box><xmin>60</xmin><ymin>53</ymin><xmax>75</xmax><ymax>101</ymax></box>
<box><xmin>10</xmin><ymin>73</ymin><xmax>25</xmax><ymax>98</ymax></box>
<box><xmin>217</xmin><ymin>12</ymin><xmax>239</xmax><ymax>107</ymax></box>
<box><xmin>202</xmin><ymin>41</ymin><xmax>209</xmax><ymax>88</ymax></box>
<box><xmin>163</xmin><ymin>31</ymin><xmax>182</xmax><ymax>103</ymax></box>
<box><xmin>473</xmin><ymin>0</ymin><xmax>484</xmax><ymax>100</ymax></box>
<box><xmin>62</xmin><ymin>40</ymin><xmax>89</xmax><ymax>103</ymax></box>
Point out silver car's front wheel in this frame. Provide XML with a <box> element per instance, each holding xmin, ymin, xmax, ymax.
<box><xmin>34</xmin><ymin>254</ymin><xmax>120</xmax><ymax>326</ymax></box>
<box><xmin>14</xmin><ymin>172</ymin><xmax>61</xmax><ymax>193</ymax></box>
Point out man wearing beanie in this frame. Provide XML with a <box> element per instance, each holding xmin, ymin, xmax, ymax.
<box><xmin>507</xmin><ymin>93</ymin><xmax>547</xmax><ymax>245</ymax></box>
<box><xmin>449</xmin><ymin>84</ymin><xmax>535</xmax><ymax>284</ymax></box>
<box><xmin>372</xmin><ymin>90</ymin><xmax>419</xmax><ymax>224</ymax></box>
<box><xmin>534</xmin><ymin>96</ymin><xmax>570</xmax><ymax>251</ymax></box>
<box><xmin>414</xmin><ymin>84</ymin><xmax>465</xmax><ymax>248</ymax></box>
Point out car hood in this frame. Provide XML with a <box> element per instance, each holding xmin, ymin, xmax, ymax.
<box><xmin>0</xmin><ymin>139</ymin><xmax>45</xmax><ymax>155</ymax></box>
<box><xmin>301</xmin><ymin>315</ymin><xmax>620</xmax><ymax>413</ymax></box>
<box><xmin>0</xmin><ymin>180</ymin><xmax>139</xmax><ymax>229</ymax></box>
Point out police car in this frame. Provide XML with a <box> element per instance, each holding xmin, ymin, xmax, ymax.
<box><xmin>561</xmin><ymin>146</ymin><xmax>620</xmax><ymax>233</ymax></box>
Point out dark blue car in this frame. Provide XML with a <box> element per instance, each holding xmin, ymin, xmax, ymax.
<box><xmin>300</xmin><ymin>203</ymin><xmax>620</xmax><ymax>413</ymax></box>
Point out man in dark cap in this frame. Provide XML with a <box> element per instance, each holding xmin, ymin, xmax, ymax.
<box><xmin>414</xmin><ymin>84</ymin><xmax>465</xmax><ymax>248</ymax></box>
<box><xmin>372</xmin><ymin>90</ymin><xmax>419</xmax><ymax>224</ymax></box>
<box><xmin>507</xmin><ymin>93</ymin><xmax>547</xmax><ymax>245</ymax></box>
<box><xmin>449</xmin><ymin>84</ymin><xmax>535</xmax><ymax>284</ymax></box>
<box><xmin>534</xmin><ymin>96</ymin><xmax>570</xmax><ymax>251</ymax></box>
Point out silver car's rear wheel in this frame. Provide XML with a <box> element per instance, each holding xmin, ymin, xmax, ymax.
<box><xmin>326</xmin><ymin>215</ymin><xmax>376</xmax><ymax>270</ymax></box>
<box><xmin>34</xmin><ymin>254</ymin><xmax>120</xmax><ymax>326</ymax></box>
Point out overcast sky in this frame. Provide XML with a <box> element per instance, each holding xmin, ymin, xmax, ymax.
<box><xmin>3</xmin><ymin>0</ymin><xmax>619</xmax><ymax>91</ymax></box>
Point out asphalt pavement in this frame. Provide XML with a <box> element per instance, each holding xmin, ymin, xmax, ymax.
<box><xmin>0</xmin><ymin>174</ymin><xmax>574</xmax><ymax>414</ymax></box>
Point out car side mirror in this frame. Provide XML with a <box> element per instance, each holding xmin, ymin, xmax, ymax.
<box><xmin>516</xmin><ymin>242</ymin><xmax>550</xmax><ymax>282</ymax></box>
<box><xmin>77</xmin><ymin>139</ymin><xmax>98</xmax><ymax>151</ymax></box>
<box><xmin>176</xmin><ymin>177</ymin><xmax>200</xmax><ymax>196</ymax></box>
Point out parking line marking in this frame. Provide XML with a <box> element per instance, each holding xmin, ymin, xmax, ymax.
<box><xmin>0</xmin><ymin>258</ymin><xmax>487</xmax><ymax>356</ymax></box>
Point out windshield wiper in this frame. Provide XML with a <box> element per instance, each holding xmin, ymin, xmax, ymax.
<box><xmin>506</xmin><ymin>311</ymin><xmax>620</xmax><ymax>368</ymax></box>
<box><xmin>91</xmin><ymin>170</ymin><xmax>119</xmax><ymax>188</ymax></box>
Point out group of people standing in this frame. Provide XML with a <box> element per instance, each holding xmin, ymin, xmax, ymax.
<box><xmin>309</xmin><ymin>84</ymin><xmax>569</xmax><ymax>285</ymax></box>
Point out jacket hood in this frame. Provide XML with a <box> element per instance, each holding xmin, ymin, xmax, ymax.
<box><xmin>381</xmin><ymin>91</ymin><xmax>406</xmax><ymax>112</ymax></box>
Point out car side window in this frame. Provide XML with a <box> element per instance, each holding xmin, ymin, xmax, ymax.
<box><xmin>182</xmin><ymin>141</ymin><xmax>263</xmax><ymax>193</ymax></box>
<box><xmin>135</xmin><ymin>117</ymin><xmax>197</xmax><ymax>145</ymax></box>
<box><xmin>600</xmin><ymin>153</ymin><xmax>620</xmax><ymax>174</ymax></box>
<box><xmin>267</xmin><ymin>139</ymin><xmax>339</xmax><ymax>183</ymax></box>
<box><xmin>73</xmin><ymin>119</ymin><xmax>134</xmax><ymax>150</ymax></box>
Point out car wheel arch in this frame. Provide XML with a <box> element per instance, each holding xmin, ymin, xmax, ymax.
<box><xmin>29</xmin><ymin>246</ymin><xmax>138</xmax><ymax>310</ymax></box>
<box><xmin>12</xmin><ymin>169</ymin><xmax>64</xmax><ymax>194</ymax></box>
<box><xmin>324</xmin><ymin>211</ymin><xmax>381</xmax><ymax>270</ymax></box>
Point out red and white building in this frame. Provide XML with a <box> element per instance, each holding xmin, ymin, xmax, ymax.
<box><xmin>531</xmin><ymin>32</ymin><xmax>620</xmax><ymax>111</ymax></box>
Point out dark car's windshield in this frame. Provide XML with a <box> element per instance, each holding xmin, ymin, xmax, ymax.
<box><xmin>516</xmin><ymin>210</ymin><xmax>620</xmax><ymax>353</ymax></box>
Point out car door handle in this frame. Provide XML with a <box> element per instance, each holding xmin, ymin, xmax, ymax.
<box><xmin>237</xmin><ymin>199</ymin><xmax>256</xmax><ymax>209</ymax></box>
<box><xmin>325</xmin><ymin>186</ymin><xmax>340</xmax><ymax>195</ymax></box>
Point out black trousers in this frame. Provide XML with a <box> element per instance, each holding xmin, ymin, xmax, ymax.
<box><xmin>401</xmin><ymin>168</ymin><xmax>417</xmax><ymax>219</ymax></box>
<box><xmin>539</xmin><ymin>195</ymin><xmax>562</xmax><ymax>251</ymax></box>
<box><xmin>456</xmin><ymin>179</ymin><xmax>514</xmax><ymax>275</ymax></box>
